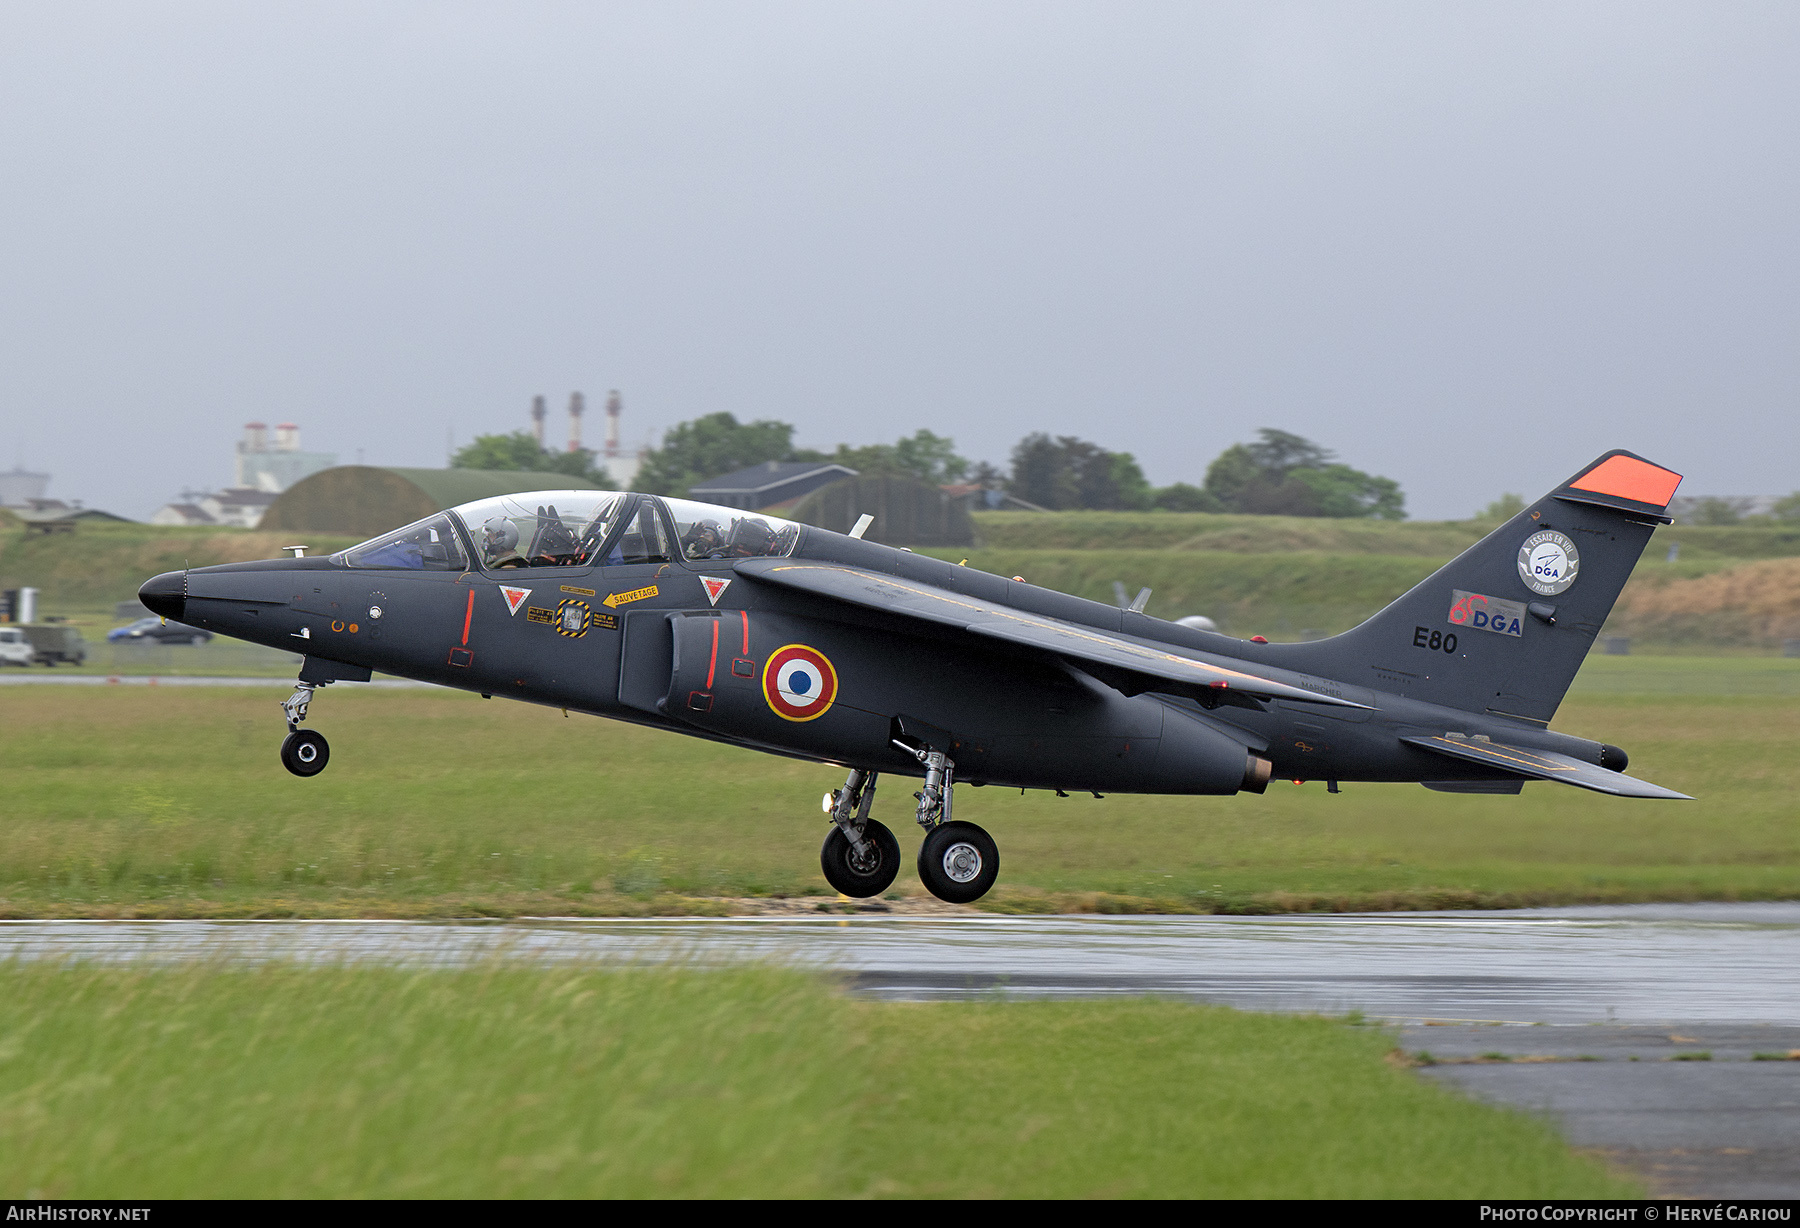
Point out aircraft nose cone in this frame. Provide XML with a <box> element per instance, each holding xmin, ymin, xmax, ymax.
<box><xmin>139</xmin><ymin>571</ymin><xmax>186</xmax><ymax>622</ymax></box>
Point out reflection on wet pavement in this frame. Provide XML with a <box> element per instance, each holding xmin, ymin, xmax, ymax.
<box><xmin>8</xmin><ymin>903</ymin><xmax>1799</xmax><ymax>1197</ymax></box>
<box><xmin>5</xmin><ymin>902</ymin><xmax>1798</xmax><ymax>1024</ymax></box>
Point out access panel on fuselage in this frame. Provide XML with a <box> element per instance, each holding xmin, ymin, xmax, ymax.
<box><xmin>654</xmin><ymin>607</ymin><xmax>1250</xmax><ymax>791</ymax></box>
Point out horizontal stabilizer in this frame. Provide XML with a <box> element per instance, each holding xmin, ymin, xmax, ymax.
<box><xmin>1402</xmin><ymin>734</ymin><xmax>1690</xmax><ymax>799</ymax></box>
<box><xmin>736</xmin><ymin>560</ymin><xmax>1369</xmax><ymax>710</ymax></box>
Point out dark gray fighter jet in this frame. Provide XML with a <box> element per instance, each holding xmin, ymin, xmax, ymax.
<box><xmin>139</xmin><ymin>449</ymin><xmax>1689</xmax><ymax>904</ymax></box>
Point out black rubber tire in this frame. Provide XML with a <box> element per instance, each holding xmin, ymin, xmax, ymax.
<box><xmin>280</xmin><ymin>729</ymin><xmax>330</xmax><ymax>778</ymax></box>
<box><xmin>917</xmin><ymin>820</ymin><xmax>1000</xmax><ymax>904</ymax></box>
<box><xmin>819</xmin><ymin>818</ymin><xmax>901</xmax><ymax>898</ymax></box>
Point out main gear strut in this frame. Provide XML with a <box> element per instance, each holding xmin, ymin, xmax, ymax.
<box><xmin>892</xmin><ymin>740</ymin><xmax>953</xmax><ymax>830</ymax></box>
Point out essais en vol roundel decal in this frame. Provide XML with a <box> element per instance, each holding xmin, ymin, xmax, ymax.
<box><xmin>762</xmin><ymin>644</ymin><xmax>838</xmax><ymax>722</ymax></box>
<box><xmin>1517</xmin><ymin>530</ymin><xmax>1580</xmax><ymax>596</ymax></box>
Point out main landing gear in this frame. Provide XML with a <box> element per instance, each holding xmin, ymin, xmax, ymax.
<box><xmin>278</xmin><ymin>681</ymin><xmax>331</xmax><ymax>777</ymax></box>
<box><xmin>819</xmin><ymin>747</ymin><xmax>1000</xmax><ymax>904</ymax></box>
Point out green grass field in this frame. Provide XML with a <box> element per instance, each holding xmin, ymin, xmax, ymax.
<box><xmin>1</xmin><ymin>656</ymin><xmax>1794</xmax><ymax>918</ymax></box>
<box><xmin>970</xmin><ymin>509</ymin><xmax>1800</xmax><ymax>561</ymax></box>
<box><xmin>0</xmin><ymin>963</ymin><xmax>1635</xmax><ymax>1198</ymax></box>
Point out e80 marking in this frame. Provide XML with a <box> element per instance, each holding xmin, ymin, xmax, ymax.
<box><xmin>1412</xmin><ymin>626</ymin><xmax>1458</xmax><ymax>654</ymax></box>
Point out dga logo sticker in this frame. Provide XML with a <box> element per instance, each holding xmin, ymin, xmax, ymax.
<box><xmin>499</xmin><ymin>586</ymin><xmax>531</xmax><ymax>615</ymax></box>
<box><xmin>700</xmin><ymin>575</ymin><xmax>732</xmax><ymax>606</ymax></box>
<box><xmin>557</xmin><ymin>599</ymin><xmax>591</xmax><ymax>638</ymax></box>
<box><xmin>762</xmin><ymin>644</ymin><xmax>838</xmax><ymax>722</ymax></box>
<box><xmin>1518</xmin><ymin>530</ymin><xmax>1580</xmax><ymax>596</ymax></box>
<box><xmin>1449</xmin><ymin>590</ymin><xmax>1526</xmax><ymax>637</ymax></box>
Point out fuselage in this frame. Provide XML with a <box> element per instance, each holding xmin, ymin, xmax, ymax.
<box><xmin>140</xmin><ymin>490</ymin><xmax>1620</xmax><ymax>796</ymax></box>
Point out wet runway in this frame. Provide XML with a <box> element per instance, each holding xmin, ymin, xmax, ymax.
<box><xmin>4</xmin><ymin>904</ymin><xmax>1797</xmax><ymax>1023</ymax></box>
<box><xmin>5</xmin><ymin>903</ymin><xmax>1797</xmax><ymax>1196</ymax></box>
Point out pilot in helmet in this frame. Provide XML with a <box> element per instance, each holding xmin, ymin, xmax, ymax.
<box><xmin>482</xmin><ymin>517</ymin><xmax>525</xmax><ymax>568</ymax></box>
<box><xmin>681</xmin><ymin>519</ymin><xmax>727</xmax><ymax>560</ymax></box>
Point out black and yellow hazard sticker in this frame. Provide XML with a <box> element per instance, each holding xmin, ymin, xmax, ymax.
<box><xmin>556</xmin><ymin>599</ymin><xmax>592</xmax><ymax>638</ymax></box>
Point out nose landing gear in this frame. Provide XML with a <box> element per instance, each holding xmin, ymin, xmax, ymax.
<box><xmin>279</xmin><ymin>682</ymin><xmax>331</xmax><ymax>777</ymax></box>
<box><xmin>820</xmin><ymin>769</ymin><xmax>900</xmax><ymax>898</ymax></box>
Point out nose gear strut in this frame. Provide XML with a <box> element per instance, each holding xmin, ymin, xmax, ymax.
<box><xmin>278</xmin><ymin>680</ymin><xmax>331</xmax><ymax>778</ymax></box>
<box><xmin>825</xmin><ymin>768</ymin><xmax>879</xmax><ymax>857</ymax></box>
<box><xmin>819</xmin><ymin>767</ymin><xmax>901</xmax><ymax>898</ymax></box>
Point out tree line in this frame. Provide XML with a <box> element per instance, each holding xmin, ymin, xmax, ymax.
<box><xmin>451</xmin><ymin>416</ymin><xmax>1407</xmax><ymax>520</ymax></box>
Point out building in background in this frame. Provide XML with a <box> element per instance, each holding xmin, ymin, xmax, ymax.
<box><xmin>150</xmin><ymin>422</ymin><xmax>336</xmax><ymax>529</ymax></box>
<box><xmin>0</xmin><ymin>467</ymin><xmax>51</xmax><ymax>508</ymax></box>
<box><xmin>687</xmin><ymin>460</ymin><xmax>860</xmax><ymax>511</ymax></box>
<box><xmin>237</xmin><ymin>422</ymin><xmax>336</xmax><ymax>492</ymax></box>
<box><xmin>149</xmin><ymin>488</ymin><xmax>277</xmax><ymax>529</ymax></box>
<box><xmin>0</xmin><ymin>468</ymin><xmax>133</xmax><ymax>529</ymax></box>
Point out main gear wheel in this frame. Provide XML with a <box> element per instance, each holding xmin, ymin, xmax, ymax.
<box><xmin>917</xmin><ymin>820</ymin><xmax>999</xmax><ymax>904</ymax></box>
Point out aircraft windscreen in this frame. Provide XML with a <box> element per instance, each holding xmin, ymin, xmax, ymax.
<box><xmin>662</xmin><ymin>498</ymin><xmax>801</xmax><ymax>562</ymax></box>
<box><xmin>449</xmin><ymin>491</ymin><xmax>625</xmax><ymax>570</ymax></box>
<box><xmin>332</xmin><ymin>513</ymin><xmax>468</xmax><ymax>571</ymax></box>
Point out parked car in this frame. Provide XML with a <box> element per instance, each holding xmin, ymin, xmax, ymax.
<box><xmin>0</xmin><ymin>627</ymin><xmax>34</xmax><ymax>666</ymax></box>
<box><xmin>108</xmin><ymin>617</ymin><xmax>213</xmax><ymax>646</ymax></box>
<box><xmin>20</xmin><ymin>624</ymin><xmax>89</xmax><ymax>665</ymax></box>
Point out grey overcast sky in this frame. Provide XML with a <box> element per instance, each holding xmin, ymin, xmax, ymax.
<box><xmin>1</xmin><ymin>1</ymin><xmax>1795</xmax><ymax>520</ymax></box>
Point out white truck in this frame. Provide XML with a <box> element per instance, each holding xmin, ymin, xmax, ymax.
<box><xmin>0</xmin><ymin>626</ymin><xmax>35</xmax><ymax>666</ymax></box>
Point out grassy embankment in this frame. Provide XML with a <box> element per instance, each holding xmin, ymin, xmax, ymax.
<box><xmin>1</xmin><ymin>513</ymin><xmax>1796</xmax><ymax>655</ymax></box>
<box><xmin>0</xmin><ymin>522</ymin><xmax>360</xmax><ymax>675</ymax></box>
<box><xmin>955</xmin><ymin>511</ymin><xmax>1800</xmax><ymax>644</ymax></box>
<box><xmin>7</xmin><ymin>507</ymin><xmax>1792</xmax><ymax>659</ymax></box>
<box><xmin>0</xmin><ymin>963</ymin><xmax>1635</xmax><ymax>1198</ymax></box>
<box><xmin>2</xmin><ymin>657</ymin><xmax>1794</xmax><ymax>918</ymax></box>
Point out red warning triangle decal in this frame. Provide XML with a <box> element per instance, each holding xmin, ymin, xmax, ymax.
<box><xmin>700</xmin><ymin>576</ymin><xmax>732</xmax><ymax>606</ymax></box>
<box><xmin>499</xmin><ymin>586</ymin><xmax>531</xmax><ymax>616</ymax></box>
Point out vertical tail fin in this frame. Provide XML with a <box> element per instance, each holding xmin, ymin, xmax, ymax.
<box><xmin>1270</xmin><ymin>451</ymin><xmax>1682</xmax><ymax>725</ymax></box>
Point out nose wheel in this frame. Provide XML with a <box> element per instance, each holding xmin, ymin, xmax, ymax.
<box><xmin>280</xmin><ymin>729</ymin><xmax>330</xmax><ymax>777</ymax></box>
<box><xmin>820</xmin><ymin>820</ymin><xmax>901</xmax><ymax>898</ymax></box>
<box><xmin>279</xmin><ymin>681</ymin><xmax>332</xmax><ymax>777</ymax></box>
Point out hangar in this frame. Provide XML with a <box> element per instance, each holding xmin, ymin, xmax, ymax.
<box><xmin>259</xmin><ymin>467</ymin><xmax>603</xmax><ymax>536</ymax></box>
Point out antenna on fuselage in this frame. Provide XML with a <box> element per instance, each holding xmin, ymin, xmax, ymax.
<box><xmin>848</xmin><ymin>514</ymin><xmax>874</xmax><ymax>540</ymax></box>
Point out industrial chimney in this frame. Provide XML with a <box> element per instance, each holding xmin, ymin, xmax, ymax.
<box><xmin>604</xmin><ymin>390</ymin><xmax>622</xmax><ymax>458</ymax></box>
<box><xmin>567</xmin><ymin>392</ymin><xmax>585</xmax><ymax>453</ymax></box>
<box><xmin>274</xmin><ymin>423</ymin><xmax>299</xmax><ymax>451</ymax></box>
<box><xmin>530</xmin><ymin>395</ymin><xmax>546</xmax><ymax>447</ymax></box>
<box><xmin>244</xmin><ymin>422</ymin><xmax>268</xmax><ymax>452</ymax></box>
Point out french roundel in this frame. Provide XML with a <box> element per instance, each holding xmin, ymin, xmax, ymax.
<box><xmin>762</xmin><ymin>644</ymin><xmax>838</xmax><ymax>722</ymax></box>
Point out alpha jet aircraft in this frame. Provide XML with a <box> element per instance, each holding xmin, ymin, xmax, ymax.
<box><xmin>139</xmin><ymin>449</ymin><xmax>1688</xmax><ymax>904</ymax></box>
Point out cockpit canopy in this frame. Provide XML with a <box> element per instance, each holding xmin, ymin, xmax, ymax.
<box><xmin>330</xmin><ymin>491</ymin><xmax>803</xmax><ymax>571</ymax></box>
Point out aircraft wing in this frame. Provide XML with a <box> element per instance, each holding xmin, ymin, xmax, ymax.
<box><xmin>734</xmin><ymin>559</ymin><xmax>1369</xmax><ymax>710</ymax></box>
<box><xmin>1401</xmin><ymin>734</ymin><xmax>1690</xmax><ymax>799</ymax></box>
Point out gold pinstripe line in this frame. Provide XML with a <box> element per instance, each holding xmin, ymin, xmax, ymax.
<box><xmin>1422</xmin><ymin>737</ymin><xmax>1577</xmax><ymax>774</ymax></box>
<box><xmin>761</xmin><ymin>563</ymin><xmax>1316</xmax><ymax>692</ymax></box>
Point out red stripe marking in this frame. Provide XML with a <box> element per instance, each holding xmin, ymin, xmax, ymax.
<box><xmin>1569</xmin><ymin>455</ymin><xmax>1682</xmax><ymax>507</ymax></box>
<box><xmin>706</xmin><ymin>618</ymin><xmax>719</xmax><ymax>689</ymax></box>
<box><xmin>461</xmin><ymin>588</ymin><xmax>474</xmax><ymax>645</ymax></box>
<box><xmin>740</xmin><ymin>609</ymin><xmax>749</xmax><ymax>655</ymax></box>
